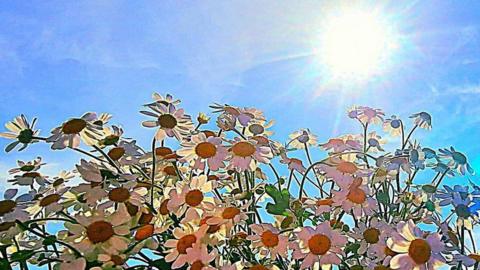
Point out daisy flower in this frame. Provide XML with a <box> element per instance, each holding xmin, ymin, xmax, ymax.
<box><xmin>206</xmin><ymin>203</ymin><xmax>249</xmax><ymax>236</ymax></box>
<box><xmin>245</xmin><ymin>119</ymin><xmax>274</xmax><ymax>137</ymax></box>
<box><xmin>184</xmin><ymin>243</ymin><xmax>217</xmax><ymax>270</ymax></box>
<box><xmin>167</xmin><ymin>175</ymin><xmax>215</xmax><ymax>220</ymax></box>
<box><xmin>383</xmin><ymin>115</ymin><xmax>403</xmax><ymax>137</ymax></box>
<box><xmin>227</xmin><ymin>138</ymin><xmax>272</xmax><ymax>172</ymax></box>
<box><xmin>247</xmin><ymin>223</ymin><xmax>288</xmax><ymax>259</ymax></box>
<box><xmin>320</xmin><ymin>135</ymin><xmax>362</xmax><ymax>153</ymax></box>
<box><xmin>8</xmin><ymin>157</ymin><xmax>44</xmax><ymax>174</ymax></box>
<box><xmin>102</xmin><ymin>182</ymin><xmax>148</xmax><ymax>208</ymax></box>
<box><xmin>292</xmin><ymin>221</ymin><xmax>347</xmax><ymax>269</ymax></box>
<box><xmin>280</xmin><ymin>154</ymin><xmax>306</xmax><ymax>173</ymax></box>
<box><xmin>47</xmin><ymin>112</ymin><xmax>103</xmax><ymax>149</ymax></box>
<box><xmin>348</xmin><ymin>106</ymin><xmax>384</xmax><ymax>125</ymax></box>
<box><xmin>64</xmin><ymin>203</ymin><xmax>132</xmax><ymax>256</ymax></box>
<box><xmin>0</xmin><ymin>114</ymin><xmax>39</xmax><ymax>152</ymax></box>
<box><xmin>410</xmin><ymin>112</ymin><xmax>432</xmax><ymax>130</ymax></box>
<box><xmin>365</xmin><ymin>131</ymin><xmax>386</xmax><ymax>152</ymax></box>
<box><xmin>141</xmin><ymin>102</ymin><xmax>194</xmax><ymax>141</ymax></box>
<box><xmin>27</xmin><ymin>186</ymin><xmax>69</xmax><ymax>216</ymax></box>
<box><xmin>177</xmin><ymin>132</ymin><xmax>228</xmax><ymax>171</ymax></box>
<box><xmin>98</xmin><ymin>125</ymin><xmax>123</xmax><ymax>147</ymax></box>
<box><xmin>145</xmin><ymin>92</ymin><xmax>181</xmax><ymax>106</ymax></box>
<box><xmin>387</xmin><ymin>220</ymin><xmax>445</xmax><ymax>269</ymax></box>
<box><xmin>287</xmin><ymin>129</ymin><xmax>317</xmax><ymax>149</ymax></box>
<box><xmin>332</xmin><ymin>177</ymin><xmax>377</xmax><ymax>218</ymax></box>
<box><xmin>351</xmin><ymin>218</ymin><xmax>392</xmax><ymax>262</ymax></box>
<box><xmin>438</xmin><ymin>147</ymin><xmax>474</xmax><ymax>175</ymax></box>
<box><xmin>164</xmin><ymin>224</ymin><xmax>209</xmax><ymax>269</ymax></box>
<box><xmin>0</xmin><ymin>190</ymin><xmax>31</xmax><ymax>223</ymax></box>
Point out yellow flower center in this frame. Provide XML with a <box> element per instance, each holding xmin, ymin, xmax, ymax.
<box><xmin>87</xmin><ymin>221</ymin><xmax>114</xmax><ymax>243</ymax></box>
<box><xmin>62</xmin><ymin>119</ymin><xmax>87</xmax><ymax>134</ymax></box>
<box><xmin>159</xmin><ymin>199</ymin><xmax>170</xmax><ymax>215</ymax></box>
<box><xmin>231</xmin><ymin>141</ymin><xmax>256</xmax><ymax>157</ymax></box>
<box><xmin>158</xmin><ymin>114</ymin><xmax>177</xmax><ymax>129</ymax></box>
<box><xmin>155</xmin><ymin>147</ymin><xmax>173</xmax><ymax>157</ymax></box>
<box><xmin>347</xmin><ymin>188</ymin><xmax>367</xmax><ymax>204</ymax></box>
<box><xmin>185</xmin><ymin>189</ymin><xmax>204</xmax><ymax>207</ymax></box>
<box><xmin>177</xmin><ymin>234</ymin><xmax>197</xmax><ymax>254</ymax></box>
<box><xmin>108</xmin><ymin>187</ymin><xmax>130</xmax><ymax>203</ymax></box>
<box><xmin>308</xmin><ymin>234</ymin><xmax>331</xmax><ymax>255</ymax></box>
<box><xmin>191</xmin><ymin>260</ymin><xmax>204</xmax><ymax>270</ymax></box>
<box><xmin>195</xmin><ymin>142</ymin><xmax>217</xmax><ymax>158</ymax></box>
<box><xmin>261</xmin><ymin>230</ymin><xmax>279</xmax><ymax>248</ymax></box>
<box><xmin>248</xmin><ymin>124</ymin><xmax>265</xmax><ymax>135</ymax></box>
<box><xmin>108</xmin><ymin>147</ymin><xmax>125</xmax><ymax>161</ymax></box>
<box><xmin>39</xmin><ymin>194</ymin><xmax>61</xmax><ymax>207</ymax></box>
<box><xmin>222</xmin><ymin>207</ymin><xmax>240</xmax><ymax>219</ymax></box>
<box><xmin>363</xmin><ymin>228</ymin><xmax>380</xmax><ymax>244</ymax></box>
<box><xmin>408</xmin><ymin>239</ymin><xmax>431</xmax><ymax>264</ymax></box>
<box><xmin>0</xmin><ymin>200</ymin><xmax>16</xmax><ymax>216</ymax></box>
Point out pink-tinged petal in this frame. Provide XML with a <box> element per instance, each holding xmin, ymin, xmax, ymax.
<box><xmin>300</xmin><ymin>253</ymin><xmax>317</xmax><ymax>270</ymax></box>
<box><xmin>171</xmin><ymin>255</ymin><xmax>188</xmax><ymax>269</ymax></box>
<box><xmin>426</xmin><ymin>233</ymin><xmax>445</xmax><ymax>253</ymax></box>
<box><xmin>390</xmin><ymin>254</ymin><xmax>413</xmax><ymax>269</ymax></box>
<box><xmin>319</xmin><ymin>252</ymin><xmax>341</xmax><ymax>265</ymax></box>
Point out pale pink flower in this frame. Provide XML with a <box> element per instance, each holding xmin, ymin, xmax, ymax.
<box><xmin>141</xmin><ymin>102</ymin><xmax>194</xmax><ymax>141</ymax></box>
<box><xmin>185</xmin><ymin>243</ymin><xmax>217</xmax><ymax>270</ymax></box>
<box><xmin>47</xmin><ymin>112</ymin><xmax>103</xmax><ymax>149</ymax></box>
<box><xmin>227</xmin><ymin>138</ymin><xmax>272</xmax><ymax>172</ymax></box>
<box><xmin>177</xmin><ymin>132</ymin><xmax>228</xmax><ymax>171</ymax></box>
<box><xmin>164</xmin><ymin>225</ymin><xmax>209</xmax><ymax>269</ymax></box>
<box><xmin>292</xmin><ymin>222</ymin><xmax>347</xmax><ymax>269</ymax></box>
<box><xmin>387</xmin><ymin>220</ymin><xmax>446</xmax><ymax>269</ymax></box>
<box><xmin>247</xmin><ymin>223</ymin><xmax>288</xmax><ymax>259</ymax></box>
<box><xmin>332</xmin><ymin>177</ymin><xmax>377</xmax><ymax>218</ymax></box>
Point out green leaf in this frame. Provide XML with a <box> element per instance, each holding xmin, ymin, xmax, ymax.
<box><xmin>345</xmin><ymin>242</ymin><xmax>360</xmax><ymax>254</ymax></box>
<box><xmin>265</xmin><ymin>184</ymin><xmax>290</xmax><ymax>216</ymax></box>
<box><xmin>377</xmin><ymin>192</ymin><xmax>389</xmax><ymax>204</ymax></box>
<box><xmin>42</xmin><ymin>236</ymin><xmax>56</xmax><ymax>246</ymax></box>
<box><xmin>0</xmin><ymin>259</ymin><xmax>9</xmax><ymax>269</ymax></box>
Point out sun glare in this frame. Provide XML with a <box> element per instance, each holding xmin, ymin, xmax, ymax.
<box><xmin>319</xmin><ymin>9</ymin><xmax>397</xmax><ymax>79</ymax></box>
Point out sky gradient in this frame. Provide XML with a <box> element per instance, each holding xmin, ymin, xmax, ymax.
<box><xmin>1</xmin><ymin>1</ymin><xmax>480</xmax><ymax>269</ymax></box>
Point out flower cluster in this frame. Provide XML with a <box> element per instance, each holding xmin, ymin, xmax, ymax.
<box><xmin>0</xmin><ymin>93</ymin><xmax>478</xmax><ymax>270</ymax></box>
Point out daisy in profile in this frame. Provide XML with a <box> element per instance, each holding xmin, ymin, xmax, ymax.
<box><xmin>8</xmin><ymin>157</ymin><xmax>45</xmax><ymax>174</ymax></box>
<box><xmin>64</xmin><ymin>204</ymin><xmax>132</xmax><ymax>256</ymax></box>
<box><xmin>145</xmin><ymin>92</ymin><xmax>181</xmax><ymax>106</ymax></box>
<box><xmin>141</xmin><ymin>102</ymin><xmax>193</xmax><ymax>141</ymax></box>
<box><xmin>387</xmin><ymin>220</ymin><xmax>445</xmax><ymax>269</ymax></box>
<box><xmin>410</xmin><ymin>112</ymin><xmax>432</xmax><ymax>130</ymax></box>
<box><xmin>365</xmin><ymin>131</ymin><xmax>386</xmax><ymax>152</ymax></box>
<box><xmin>164</xmin><ymin>224</ymin><xmax>209</xmax><ymax>269</ymax></box>
<box><xmin>383</xmin><ymin>115</ymin><xmax>403</xmax><ymax>136</ymax></box>
<box><xmin>287</xmin><ymin>129</ymin><xmax>317</xmax><ymax>149</ymax></box>
<box><xmin>348</xmin><ymin>106</ymin><xmax>385</xmax><ymax>125</ymax></box>
<box><xmin>247</xmin><ymin>223</ymin><xmax>288</xmax><ymax>259</ymax></box>
<box><xmin>292</xmin><ymin>221</ymin><xmax>347</xmax><ymax>269</ymax></box>
<box><xmin>438</xmin><ymin>147</ymin><xmax>474</xmax><ymax>175</ymax></box>
<box><xmin>332</xmin><ymin>177</ymin><xmax>377</xmax><ymax>218</ymax></box>
<box><xmin>280</xmin><ymin>154</ymin><xmax>306</xmax><ymax>173</ymax></box>
<box><xmin>27</xmin><ymin>186</ymin><xmax>69</xmax><ymax>216</ymax></box>
<box><xmin>0</xmin><ymin>114</ymin><xmax>39</xmax><ymax>152</ymax></box>
<box><xmin>47</xmin><ymin>112</ymin><xmax>103</xmax><ymax>149</ymax></box>
<box><xmin>167</xmin><ymin>175</ymin><xmax>215</xmax><ymax>220</ymax></box>
<box><xmin>227</xmin><ymin>137</ymin><xmax>272</xmax><ymax>172</ymax></box>
<box><xmin>320</xmin><ymin>135</ymin><xmax>362</xmax><ymax>153</ymax></box>
<box><xmin>177</xmin><ymin>132</ymin><xmax>228</xmax><ymax>171</ymax></box>
<box><xmin>98</xmin><ymin>125</ymin><xmax>123</xmax><ymax>147</ymax></box>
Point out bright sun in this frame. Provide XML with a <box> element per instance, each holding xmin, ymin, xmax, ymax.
<box><xmin>319</xmin><ymin>9</ymin><xmax>397</xmax><ymax>79</ymax></box>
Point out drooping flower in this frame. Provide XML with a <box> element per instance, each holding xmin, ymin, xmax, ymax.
<box><xmin>177</xmin><ymin>132</ymin><xmax>228</xmax><ymax>171</ymax></box>
<box><xmin>410</xmin><ymin>112</ymin><xmax>432</xmax><ymax>130</ymax></box>
<box><xmin>292</xmin><ymin>221</ymin><xmax>347</xmax><ymax>269</ymax></box>
<box><xmin>47</xmin><ymin>112</ymin><xmax>103</xmax><ymax>149</ymax></box>
<box><xmin>287</xmin><ymin>129</ymin><xmax>317</xmax><ymax>149</ymax></box>
<box><xmin>438</xmin><ymin>147</ymin><xmax>474</xmax><ymax>175</ymax></box>
<box><xmin>319</xmin><ymin>135</ymin><xmax>362</xmax><ymax>153</ymax></box>
<box><xmin>383</xmin><ymin>115</ymin><xmax>403</xmax><ymax>137</ymax></box>
<box><xmin>387</xmin><ymin>220</ymin><xmax>445</xmax><ymax>269</ymax></box>
<box><xmin>141</xmin><ymin>102</ymin><xmax>194</xmax><ymax>141</ymax></box>
<box><xmin>0</xmin><ymin>114</ymin><xmax>40</xmax><ymax>152</ymax></box>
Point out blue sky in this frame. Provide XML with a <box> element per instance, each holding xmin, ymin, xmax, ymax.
<box><xmin>1</xmin><ymin>1</ymin><xmax>480</xmax><ymax>179</ymax></box>
<box><xmin>1</xmin><ymin>1</ymin><xmax>480</xmax><ymax>269</ymax></box>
